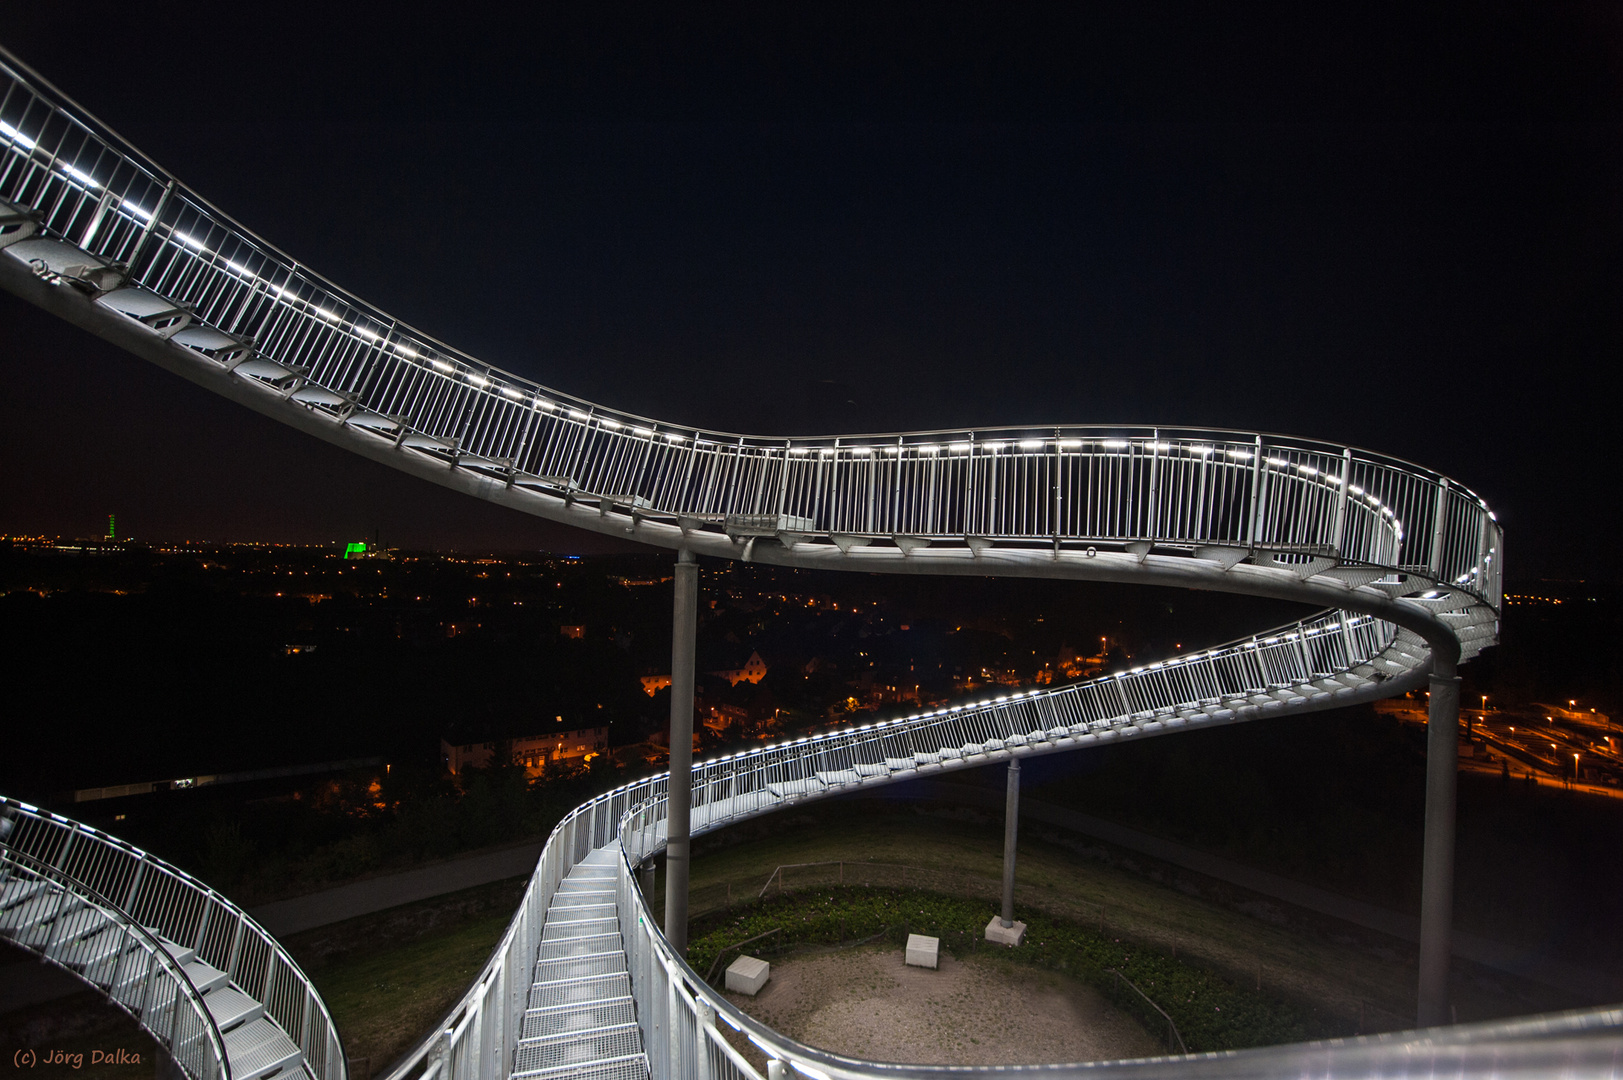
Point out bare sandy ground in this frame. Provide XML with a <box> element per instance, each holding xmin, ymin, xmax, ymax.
<box><xmin>722</xmin><ymin>944</ymin><xmax>1161</xmax><ymax>1066</ymax></box>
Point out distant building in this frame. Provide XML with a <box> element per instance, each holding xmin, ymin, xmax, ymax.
<box><xmin>710</xmin><ymin>650</ymin><xmax>768</xmax><ymax>686</ymax></box>
<box><xmin>704</xmin><ymin>703</ymin><xmax>748</xmax><ymax>733</ymax></box>
<box><xmin>560</xmin><ymin>624</ymin><xmax>586</xmax><ymax>639</ymax></box>
<box><xmin>441</xmin><ymin>725</ymin><xmax>609</xmax><ymax>775</ymax></box>
<box><xmin>645</xmin><ymin>649</ymin><xmax>768</xmax><ymax>693</ymax></box>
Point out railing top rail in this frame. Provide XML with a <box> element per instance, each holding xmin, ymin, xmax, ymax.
<box><xmin>376</xmin><ymin>796</ymin><xmax>597</xmax><ymax>1080</ymax></box>
<box><xmin>0</xmin><ymin>797</ymin><xmax>345</xmax><ymax>1080</ymax></box>
<box><xmin>1</xmin><ymin>798</ymin><xmax>313</xmax><ymax>963</ymax></box>
<box><xmin>3</xmin><ymin>797</ymin><xmax>229</xmax><ymax>899</ymax></box>
<box><xmin>381</xmin><ymin>601</ymin><xmax>1411</xmax><ymax>1080</ymax></box>
<box><xmin>0</xmin><ymin>812</ymin><xmax>233</xmax><ymax>1080</ymax></box>
<box><xmin>0</xmin><ymin>41</ymin><xmax>1507</xmax><ymax>641</ymax></box>
<box><xmin>0</xmin><ymin>45</ymin><xmax>1494</xmax><ymax>508</ymax></box>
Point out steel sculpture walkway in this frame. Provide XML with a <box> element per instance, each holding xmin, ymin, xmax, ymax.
<box><xmin>513</xmin><ymin>847</ymin><xmax>646</xmax><ymax>1080</ymax></box>
<box><xmin>0</xmin><ymin>801</ymin><xmax>344</xmax><ymax>1080</ymax></box>
<box><xmin>1</xmin><ymin>41</ymin><xmax>1616</xmax><ymax>1080</ymax></box>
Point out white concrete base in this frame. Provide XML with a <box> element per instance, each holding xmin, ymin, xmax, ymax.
<box><xmin>725</xmin><ymin>955</ymin><xmax>770</xmax><ymax>995</ymax></box>
<box><xmin>984</xmin><ymin>916</ymin><xmax>1027</xmax><ymax>947</ymax></box>
<box><xmin>904</xmin><ymin>933</ymin><xmax>940</xmax><ymax>969</ymax></box>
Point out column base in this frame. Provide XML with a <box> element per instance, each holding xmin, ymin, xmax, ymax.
<box><xmin>984</xmin><ymin>916</ymin><xmax>1026</xmax><ymax>946</ymax></box>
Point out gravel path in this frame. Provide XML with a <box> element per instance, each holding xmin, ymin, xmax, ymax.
<box><xmin>723</xmin><ymin>945</ymin><xmax>1160</xmax><ymax>1066</ymax></box>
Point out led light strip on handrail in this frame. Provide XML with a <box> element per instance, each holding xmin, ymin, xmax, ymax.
<box><xmin>0</xmin><ymin>47</ymin><xmax>1508</xmax><ymax>672</ymax></box>
<box><xmin>0</xmin><ymin>835</ymin><xmax>230</xmax><ymax>1080</ymax></box>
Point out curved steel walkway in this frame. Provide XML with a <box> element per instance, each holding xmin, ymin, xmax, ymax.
<box><xmin>2</xmin><ymin>42</ymin><xmax>1615</xmax><ymax>1080</ymax></box>
<box><xmin>0</xmin><ymin>801</ymin><xmax>343</xmax><ymax>1080</ymax></box>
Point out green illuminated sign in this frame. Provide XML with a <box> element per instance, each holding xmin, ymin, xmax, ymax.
<box><xmin>344</xmin><ymin>541</ymin><xmax>367</xmax><ymax>559</ymax></box>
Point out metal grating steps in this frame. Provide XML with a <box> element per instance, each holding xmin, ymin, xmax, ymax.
<box><xmin>538</xmin><ymin>933</ymin><xmax>623</xmax><ymax>961</ymax></box>
<box><xmin>528</xmin><ymin>972</ymin><xmax>634</xmax><ymax>1011</ymax></box>
<box><xmin>513</xmin><ymin>1057</ymin><xmax>651</xmax><ymax>1080</ymax></box>
<box><xmin>202</xmin><ymin>986</ymin><xmax>266</xmax><ymax>1031</ymax></box>
<box><xmin>522</xmin><ymin>998</ymin><xmax>637</xmax><ymax>1040</ymax></box>
<box><xmin>222</xmin><ymin>1016</ymin><xmax>303</xmax><ymax>1080</ymax></box>
<box><xmin>514</xmin><ymin>1022</ymin><xmax>644</xmax><ymax>1073</ymax></box>
<box><xmin>513</xmin><ymin>844</ymin><xmax>647</xmax><ymax>1080</ymax></box>
<box><xmin>0</xmin><ymin>869</ymin><xmax>305</xmax><ymax>1080</ymax></box>
<box><xmin>543</xmin><ymin>915</ymin><xmax>619</xmax><ymax>940</ymax></box>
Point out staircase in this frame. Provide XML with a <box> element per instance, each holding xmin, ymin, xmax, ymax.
<box><xmin>511</xmin><ymin>845</ymin><xmax>647</xmax><ymax>1080</ymax></box>
<box><xmin>1</xmin><ymin>871</ymin><xmax>307</xmax><ymax>1080</ymax></box>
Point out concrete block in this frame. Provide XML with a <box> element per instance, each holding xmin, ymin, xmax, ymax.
<box><xmin>725</xmin><ymin>954</ymin><xmax>770</xmax><ymax>995</ymax></box>
<box><xmin>984</xmin><ymin>916</ymin><xmax>1027</xmax><ymax>947</ymax></box>
<box><xmin>904</xmin><ymin>933</ymin><xmax>939</xmax><ymax>969</ymax></box>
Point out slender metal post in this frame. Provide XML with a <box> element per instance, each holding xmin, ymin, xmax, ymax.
<box><xmin>1429</xmin><ymin>478</ymin><xmax>1451</xmax><ymax>577</ymax></box>
<box><xmin>125</xmin><ymin>179</ymin><xmax>176</xmax><ymax>280</ymax></box>
<box><xmin>1001</xmin><ymin>759</ymin><xmax>1020</xmax><ymax>928</ymax></box>
<box><xmin>1418</xmin><ymin>661</ymin><xmax>1460</xmax><ymax>1026</ymax></box>
<box><xmin>664</xmin><ymin>549</ymin><xmax>698</xmax><ymax>955</ymax></box>
<box><xmin>1246</xmin><ymin>434</ymin><xmax>1264</xmax><ymax>548</ymax></box>
<box><xmin>697</xmin><ymin>1003</ymin><xmax>717</xmax><ymax>1080</ymax></box>
<box><xmin>1331</xmin><ymin>447</ymin><xmax>1352</xmax><ymax>555</ymax></box>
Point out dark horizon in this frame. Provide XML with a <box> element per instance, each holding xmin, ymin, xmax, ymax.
<box><xmin>1</xmin><ymin>7</ymin><xmax>1619</xmax><ymax>577</ymax></box>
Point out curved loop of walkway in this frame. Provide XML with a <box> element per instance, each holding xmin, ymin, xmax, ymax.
<box><xmin>0</xmin><ymin>49</ymin><xmax>1500</xmax><ymax>668</ymax></box>
<box><xmin>0</xmin><ymin>800</ymin><xmax>344</xmax><ymax>1080</ymax></box>
<box><xmin>3</xmin><ymin>43</ymin><xmax>1613</xmax><ymax>1080</ymax></box>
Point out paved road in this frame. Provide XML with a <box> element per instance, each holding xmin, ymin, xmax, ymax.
<box><xmin>248</xmin><ymin>841</ymin><xmax>544</xmax><ymax>936</ymax></box>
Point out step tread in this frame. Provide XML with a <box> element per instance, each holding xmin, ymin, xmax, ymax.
<box><xmin>203</xmin><ymin>986</ymin><xmax>265</xmax><ymax>1031</ymax></box>
<box><xmin>222</xmin><ymin>1017</ymin><xmax>302</xmax><ymax>1080</ymax></box>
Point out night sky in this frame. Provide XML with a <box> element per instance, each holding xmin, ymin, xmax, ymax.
<box><xmin>1</xmin><ymin>7</ymin><xmax>1618</xmax><ymax>578</ymax></box>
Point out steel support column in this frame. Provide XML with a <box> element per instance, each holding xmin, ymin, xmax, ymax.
<box><xmin>664</xmin><ymin>549</ymin><xmax>698</xmax><ymax>955</ymax></box>
<box><xmin>1418</xmin><ymin>662</ymin><xmax>1460</xmax><ymax>1027</ymax></box>
<box><xmin>1001</xmin><ymin>759</ymin><xmax>1020</xmax><ymax>928</ymax></box>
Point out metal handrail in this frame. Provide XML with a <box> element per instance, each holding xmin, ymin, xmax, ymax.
<box><xmin>382</xmin><ymin>662</ymin><xmax>1620</xmax><ymax>1080</ymax></box>
<box><xmin>377</xmin><ymin>602</ymin><xmax>1423</xmax><ymax>1080</ymax></box>
<box><xmin>0</xmin><ymin>799</ymin><xmax>346</xmax><ymax>1080</ymax></box>
<box><xmin>0</xmin><ymin>47</ymin><xmax>1498</xmax><ymax>495</ymax></box>
<box><xmin>0</xmin><ymin>44</ymin><xmax>1501</xmax><ymax>624</ymax></box>
<box><xmin>0</xmin><ymin>842</ymin><xmax>231</xmax><ymax>1080</ymax></box>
